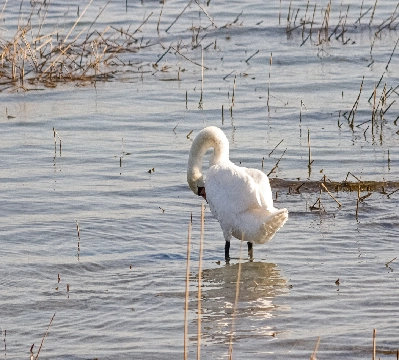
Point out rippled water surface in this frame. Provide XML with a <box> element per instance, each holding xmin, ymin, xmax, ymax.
<box><xmin>1</xmin><ymin>0</ymin><xmax>399</xmax><ymax>359</ymax></box>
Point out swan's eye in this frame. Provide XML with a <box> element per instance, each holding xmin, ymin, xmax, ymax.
<box><xmin>197</xmin><ymin>186</ymin><xmax>205</xmax><ymax>196</ymax></box>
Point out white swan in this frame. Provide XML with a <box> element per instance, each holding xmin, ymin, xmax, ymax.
<box><xmin>187</xmin><ymin>126</ymin><xmax>288</xmax><ymax>261</ymax></box>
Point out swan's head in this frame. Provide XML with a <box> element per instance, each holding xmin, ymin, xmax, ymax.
<box><xmin>187</xmin><ymin>126</ymin><xmax>229</xmax><ymax>196</ymax></box>
<box><xmin>187</xmin><ymin>170</ymin><xmax>205</xmax><ymax>196</ymax></box>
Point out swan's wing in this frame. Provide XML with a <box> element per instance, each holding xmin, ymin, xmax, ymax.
<box><xmin>206</xmin><ymin>162</ymin><xmax>287</xmax><ymax>243</ymax></box>
<box><xmin>205</xmin><ymin>162</ymin><xmax>263</xmax><ymax>218</ymax></box>
<box><xmin>243</xmin><ymin>168</ymin><xmax>275</xmax><ymax>210</ymax></box>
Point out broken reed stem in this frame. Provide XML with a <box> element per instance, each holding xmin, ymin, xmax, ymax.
<box><xmin>269</xmin><ymin>139</ymin><xmax>283</xmax><ymax>157</ymax></box>
<box><xmin>345</xmin><ymin>171</ymin><xmax>362</xmax><ymax>183</ymax></box>
<box><xmin>76</xmin><ymin>221</ymin><xmax>81</xmax><ymax>252</ymax></box>
<box><xmin>165</xmin><ymin>0</ymin><xmax>193</xmax><ymax>33</ymax></box>
<box><xmin>231</xmin><ymin>72</ymin><xmax>237</xmax><ymax>107</ymax></box>
<box><xmin>195</xmin><ymin>0</ymin><xmax>217</xmax><ymax>28</ymax></box>
<box><xmin>52</xmin><ymin>128</ymin><xmax>62</xmax><ymax>155</ymax></box>
<box><xmin>307</xmin><ymin>129</ymin><xmax>312</xmax><ymax>176</ymax></box>
<box><xmin>64</xmin><ymin>0</ymin><xmax>94</xmax><ymax>44</ymax></box>
<box><xmin>310</xmin><ymin>336</ymin><xmax>321</xmax><ymax>360</ymax></box>
<box><xmin>245</xmin><ymin>49</ymin><xmax>259</xmax><ymax>63</ymax></box>
<box><xmin>267</xmin><ymin>148</ymin><xmax>287</xmax><ymax>176</ymax></box>
<box><xmin>267</xmin><ymin>52</ymin><xmax>272</xmax><ymax>114</ymax></box>
<box><xmin>372</xmin><ymin>329</ymin><xmax>376</xmax><ymax>360</ymax></box>
<box><xmin>197</xmin><ymin>203</ymin><xmax>204</xmax><ymax>360</ymax></box>
<box><xmin>321</xmin><ymin>183</ymin><xmax>342</xmax><ymax>207</ymax></box>
<box><xmin>356</xmin><ymin>183</ymin><xmax>360</xmax><ymax>219</ymax></box>
<box><xmin>157</xmin><ymin>2</ymin><xmax>164</xmax><ymax>34</ymax></box>
<box><xmin>35</xmin><ymin>313</ymin><xmax>56</xmax><ymax>360</ymax></box>
<box><xmin>184</xmin><ymin>219</ymin><xmax>192</xmax><ymax>360</ymax></box>
<box><xmin>228</xmin><ymin>240</ymin><xmax>243</xmax><ymax>360</ymax></box>
<box><xmin>348</xmin><ymin>76</ymin><xmax>364</xmax><ymax>127</ymax></box>
<box><xmin>369</xmin><ymin>0</ymin><xmax>378</xmax><ymax>26</ymax></box>
<box><xmin>200</xmin><ymin>45</ymin><xmax>204</xmax><ymax>104</ymax></box>
<box><xmin>372</xmin><ymin>85</ymin><xmax>376</xmax><ymax>133</ymax></box>
<box><xmin>310</xmin><ymin>4</ymin><xmax>316</xmax><ymax>38</ymax></box>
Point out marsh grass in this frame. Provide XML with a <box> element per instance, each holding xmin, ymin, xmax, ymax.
<box><xmin>0</xmin><ymin>1</ymin><xmax>153</xmax><ymax>90</ymax></box>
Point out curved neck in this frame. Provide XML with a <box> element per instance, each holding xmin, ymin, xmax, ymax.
<box><xmin>187</xmin><ymin>126</ymin><xmax>229</xmax><ymax>194</ymax></box>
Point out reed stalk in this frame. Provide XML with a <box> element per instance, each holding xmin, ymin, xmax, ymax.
<box><xmin>310</xmin><ymin>337</ymin><xmax>320</xmax><ymax>360</ymax></box>
<box><xmin>197</xmin><ymin>203</ymin><xmax>204</xmax><ymax>360</ymax></box>
<box><xmin>267</xmin><ymin>52</ymin><xmax>272</xmax><ymax>114</ymax></box>
<box><xmin>35</xmin><ymin>313</ymin><xmax>56</xmax><ymax>360</ymax></box>
<box><xmin>184</xmin><ymin>218</ymin><xmax>192</xmax><ymax>360</ymax></box>
<box><xmin>369</xmin><ymin>0</ymin><xmax>378</xmax><ymax>26</ymax></box>
<box><xmin>231</xmin><ymin>72</ymin><xmax>236</xmax><ymax>107</ymax></box>
<box><xmin>268</xmin><ymin>139</ymin><xmax>283</xmax><ymax>157</ymax></box>
<box><xmin>321</xmin><ymin>183</ymin><xmax>342</xmax><ymax>207</ymax></box>
<box><xmin>307</xmin><ymin>129</ymin><xmax>312</xmax><ymax>177</ymax></box>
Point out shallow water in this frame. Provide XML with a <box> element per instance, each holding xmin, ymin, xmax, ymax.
<box><xmin>1</xmin><ymin>0</ymin><xmax>399</xmax><ymax>359</ymax></box>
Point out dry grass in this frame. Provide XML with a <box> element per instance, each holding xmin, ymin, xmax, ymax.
<box><xmin>0</xmin><ymin>1</ymin><xmax>153</xmax><ymax>91</ymax></box>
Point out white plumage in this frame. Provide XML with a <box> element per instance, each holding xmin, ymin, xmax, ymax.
<box><xmin>187</xmin><ymin>126</ymin><xmax>288</xmax><ymax>259</ymax></box>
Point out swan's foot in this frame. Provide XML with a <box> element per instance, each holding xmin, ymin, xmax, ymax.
<box><xmin>225</xmin><ymin>240</ymin><xmax>230</xmax><ymax>262</ymax></box>
<box><xmin>247</xmin><ymin>241</ymin><xmax>253</xmax><ymax>260</ymax></box>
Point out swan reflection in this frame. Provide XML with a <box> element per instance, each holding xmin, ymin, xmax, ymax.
<box><xmin>190</xmin><ymin>261</ymin><xmax>289</xmax><ymax>344</ymax></box>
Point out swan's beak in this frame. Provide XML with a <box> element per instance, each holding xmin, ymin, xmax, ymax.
<box><xmin>198</xmin><ymin>186</ymin><xmax>207</xmax><ymax>201</ymax></box>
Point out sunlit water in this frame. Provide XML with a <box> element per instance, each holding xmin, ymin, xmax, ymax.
<box><xmin>1</xmin><ymin>0</ymin><xmax>398</xmax><ymax>359</ymax></box>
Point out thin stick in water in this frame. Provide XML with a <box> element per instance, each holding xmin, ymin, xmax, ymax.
<box><xmin>245</xmin><ymin>49</ymin><xmax>259</xmax><ymax>63</ymax></box>
<box><xmin>165</xmin><ymin>0</ymin><xmax>193</xmax><ymax>33</ymax></box>
<box><xmin>35</xmin><ymin>313</ymin><xmax>56</xmax><ymax>360</ymax></box>
<box><xmin>269</xmin><ymin>139</ymin><xmax>283</xmax><ymax>157</ymax></box>
<box><xmin>307</xmin><ymin>129</ymin><xmax>312</xmax><ymax>176</ymax></box>
<box><xmin>267</xmin><ymin>52</ymin><xmax>272</xmax><ymax>114</ymax></box>
<box><xmin>321</xmin><ymin>183</ymin><xmax>342</xmax><ymax>207</ymax></box>
<box><xmin>184</xmin><ymin>218</ymin><xmax>192</xmax><ymax>360</ymax></box>
<box><xmin>197</xmin><ymin>203</ymin><xmax>205</xmax><ymax>360</ymax></box>
<box><xmin>310</xmin><ymin>337</ymin><xmax>320</xmax><ymax>360</ymax></box>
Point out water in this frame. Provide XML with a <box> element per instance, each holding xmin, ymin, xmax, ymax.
<box><xmin>0</xmin><ymin>0</ymin><xmax>398</xmax><ymax>358</ymax></box>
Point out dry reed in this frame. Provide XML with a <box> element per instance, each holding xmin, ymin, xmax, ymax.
<box><xmin>197</xmin><ymin>203</ymin><xmax>204</xmax><ymax>360</ymax></box>
<box><xmin>0</xmin><ymin>1</ymin><xmax>155</xmax><ymax>90</ymax></box>
<box><xmin>267</xmin><ymin>52</ymin><xmax>272</xmax><ymax>114</ymax></box>
<box><xmin>76</xmin><ymin>221</ymin><xmax>81</xmax><ymax>255</ymax></box>
<box><xmin>184</xmin><ymin>217</ymin><xmax>192</xmax><ymax>360</ymax></box>
<box><xmin>310</xmin><ymin>336</ymin><xmax>320</xmax><ymax>360</ymax></box>
<box><xmin>34</xmin><ymin>313</ymin><xmax>56</xmax><ymax>360</ymax></box>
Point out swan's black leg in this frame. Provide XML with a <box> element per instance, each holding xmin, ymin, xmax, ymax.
<box><xmin>225</xmin><ymin>241</ymin><xmax>230</xmax><ymax>261</ymax></box>
<box><xmin>247</xmin><ymin>241</ymin><xmax>253</xmax><ymax>259</ymax></box>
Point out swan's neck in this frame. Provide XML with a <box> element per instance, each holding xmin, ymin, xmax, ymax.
<box><xmin>187</xmin><ymin>126</ymin><xmax>229</xmax><ymax>195</ymax></box>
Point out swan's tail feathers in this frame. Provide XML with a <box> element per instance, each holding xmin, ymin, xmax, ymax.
<box><xmin>249</xmin><ymin>208</ymin><xmax>288</xmax><ymax>244</ymax></box>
